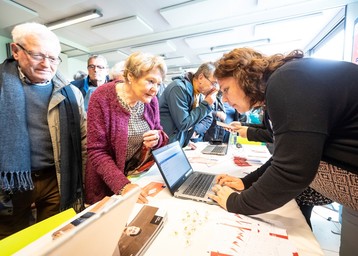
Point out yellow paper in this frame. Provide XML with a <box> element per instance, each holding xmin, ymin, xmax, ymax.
<box><xmin>237</xmin><ymin>136</ymin><xmax>265</xmax><ymax>145</ymax></box>
<box><xmin>0</xmin><ymin>208</ymin><xmax>76</xmax><ymax>255</ymax></box>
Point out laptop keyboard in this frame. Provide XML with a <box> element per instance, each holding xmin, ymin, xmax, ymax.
<box><xmin>183</xmin><ymin>173</ymin><xmax>215</xmax><ymax>198</ymax></box>
<box><xmin>201</xmin><ymin>145</ymin><xmax>228</xmax><ymax>155</ymax></box>
<box><xmin>211</xmin><ymin>146</ymin><xmax>226</xmax><ymax>154</ymax></box>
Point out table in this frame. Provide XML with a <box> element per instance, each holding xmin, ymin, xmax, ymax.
<box><xmin>133</xmin><ymin>142</ymin><xmax>324</xmax><ymax>256</ymax></box>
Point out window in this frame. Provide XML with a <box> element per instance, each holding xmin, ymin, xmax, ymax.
<box><xmin>310</xmin><ymin>21</ymin><xmax>345</xmax><ymax>61</ymax></box>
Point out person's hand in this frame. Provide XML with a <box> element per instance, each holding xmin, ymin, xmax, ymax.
<box><xmin>191</xmin><ymin>131</ymin><xmax>199</xmax><ymax>139</ymax></box>
<box><xmin>203</xmin><ymin>88</ymin><xmax>218</xmax><ymax>106</ymax></box>
<box><xmin>235</xmin><ymin>126</ymin><xmax>248</xmax><ymax>138</ymax></box>
<box><xmin>216</xmin><ymin>111</ymin><xmax>226</xmax><ymax>121</ymax></box>
<box><xmin>187</xmin><ymin>141</ymin><xmax>197</xmax><ymax>150</ymax></box>
<box><xmin>224</xmin><ymin>122</ymin><xmax>249</xmax><ymax>138</ymax></box>
<box><xmin>215</xmin><ymin>174</ymin><xmax>244</xmax><ymax>191</ymax></box>
<box><xmin>208</xmin><ymin>185</ymin><xmax>235</xmax><ymax>210</ymax></box>
<box><xmin>121</xmin><ymin>183</ymin><xmax>149</xmax><ymax>204</ymax></box>
<box><xmin>143</xmin><ymin>130</ymin><xmax>159</xmax><ymax>148</ymax></box>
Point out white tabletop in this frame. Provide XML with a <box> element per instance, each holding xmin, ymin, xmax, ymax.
<box><xmin>133</xmin><ymin>142</ymin><xmax>323</xmax><ymax>256</ymax></box>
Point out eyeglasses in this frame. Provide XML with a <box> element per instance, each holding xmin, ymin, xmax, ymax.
<box><xmin>204</xmin><ymin>75</ymin><xmax>218</xmax><ymax>88</ymax></box>
<box><xmin>87</xmin><ymin>64</ymin><xmax>107</xmax><ymax>70</ymax></box>
<box><xmin>16</xmin><ymin>43</ymin><xmax>62</xmax><ymax>65</ymax></box>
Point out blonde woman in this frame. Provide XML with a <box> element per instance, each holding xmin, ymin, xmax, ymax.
<box><xmin>85</xmin><ymin>52</ymin><xmax>168</xmax><ymax>205</ymax></box>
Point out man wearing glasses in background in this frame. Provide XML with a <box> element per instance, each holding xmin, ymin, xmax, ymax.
<box><xmin>71</xmin><ymin>54</ymin><xmax>109</xmax><ymax>111</ymax></box>
<box><xmin>0</xmin><ymin>22</ymin><xmax>87</xmax><ymax>239</ymax></box>
<box><xmin>159</xmin><ymin>62</ymin><xmax>218</xmax><ymax>147</ymax></box>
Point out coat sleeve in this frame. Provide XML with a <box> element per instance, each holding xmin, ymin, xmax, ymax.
<box><xmin>86</xmin><ymin>88</ymin><xmax>130</xmax><ymax>196</ymax></box>
<box><xmin>147</xmin><ymin>97</ymin><xmax>169</xmax><ymax>149</ymax></box>
<box><xmin>70</xmin><ymin>84</ymin><xmax>87</xmax><ymax>180</ymax></box>
<box><xmin>166</xmin><ymin>84</ymin><xmax>212</xmax><ymax>132</ymax></box>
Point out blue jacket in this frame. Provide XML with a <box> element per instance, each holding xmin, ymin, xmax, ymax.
<box><xmin>159</xmin><ymin>73</ymin><xmax>212</xmax><ymax>147</ymax></box>
<box><xmin>71</xmin><ymin>77</ymin><xmax>90</xmax><ymax>98</ymax></box>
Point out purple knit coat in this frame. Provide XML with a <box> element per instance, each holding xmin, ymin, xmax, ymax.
<box><xmin>85</xmin><ymin>81</ymin><xmax>168</xmax><ymax>204</ymax></box>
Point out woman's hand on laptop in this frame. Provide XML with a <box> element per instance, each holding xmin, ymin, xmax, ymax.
<box><xmin>215</xmin><ymin>174</ymin><xmax>245</xmax><ymax>191</ymax></box>
<box><xmin>209</xmin><ymin>185</ymin><xmax>235</xmax><ymax>210</ymax></box>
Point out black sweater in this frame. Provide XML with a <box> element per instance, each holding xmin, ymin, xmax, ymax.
<box><xmin>227</xmin><ymin>58</ymin><xmax>358</xmax><ymax>214</ymax></box>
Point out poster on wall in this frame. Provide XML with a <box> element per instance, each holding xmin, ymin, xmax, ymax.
<box><xmin>352</xmin><ymin>18</ymin><xmax>358</xmax><ymax>63</ymax></box>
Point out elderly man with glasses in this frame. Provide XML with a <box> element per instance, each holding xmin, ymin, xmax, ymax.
<box><xmin>71</xmin><ymin>54</ymin><xmax>109</xmax><ymax>111</ymax></box>
<box><xmin>159</xmin><ymin>62</ymin><xmax>218</xmax><ymax>147</ymax></box>
<box><xmin>0</xmin><ymin>22</ymin><xmax>87</xmax><ymax>239</ymax></box>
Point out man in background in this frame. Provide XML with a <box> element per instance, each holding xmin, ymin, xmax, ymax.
<box><xmin>71</xmin><ymin>54</ymin><xmax>109</xmax><ymax>111</ymax></box>
<box><xmin>159</xmin><ymin>62</ymin><xmax>217</xmax><ymax>147</ymax></box>
<box><xmin>108</xmin><ymin>60</ymin><xmax>125</xmax><ymax>82</ymax></box>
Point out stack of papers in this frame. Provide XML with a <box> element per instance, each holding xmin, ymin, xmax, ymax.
<box><xmin>208</xmin><ymin>212</ymin><xmax>298</xmax><ymax>256</ymax></box>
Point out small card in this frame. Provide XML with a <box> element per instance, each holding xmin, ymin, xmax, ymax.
<box><xmin>216</xmin><ymin>121</ymin><xmax>235</xmax><ymax>129</ymax></box>
<box><xmin>143</xmin><ymin>182</ymin><xmax>165</xmax><ymax>197</ymax></box>
<box><xmin>233</xmin><ymin>156</ymin><xmax>251</xmax><ymax>166</ymax></box>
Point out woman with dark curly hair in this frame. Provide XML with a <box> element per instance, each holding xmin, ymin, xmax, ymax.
<box><xmin>209</xmin><ymin>48</ymin><xmax>358</xmax><ymax>255</ymax></box>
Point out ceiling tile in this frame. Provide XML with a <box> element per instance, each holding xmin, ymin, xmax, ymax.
<box><xmin>130</xmin><ymin>41</ymin><xmax>176</xmax><ymax>55</ymax></box>
<box><xmin>198</xmin><ymin>51</ymin><xmax>228</xmax><ymax>62</ymax></box>
<box><xmin>160</xmin><ymin>0</ymin><xmax>256</xmax><ymax>28</ymax></box>
<box><xmin>100</xmin><ymin>51</ymin><xmax>128</xmax><ymax>66</ymax></box>
<box><xmin>255</xmin><ymin>12</ymin><xmax>324</xmax><ymax>41</ymax></box>
<box><xmin>62</xmin><ymin>48</ymin><xmax>89</xmax><ymax>57</ymax></box>
<box><xmin>185</xmin><ymin>25</ymin><xmax>254</xmax><ymax>49</ymax></box>
<box><xmin>164</xmin><ymin>56</ymin><xmax>190</xmax><ymax>67</ymax></box>
<box><xmin>257</xmin><ymin>0</ymin><xmax>310</xmax><ymax>9</ymax></box>
<box><xmin>91</xmin><ymin>16</ymin><xmax>153</xmax><ymax>41</ymax></box>
<box><xmin>60</xmin><ymin>43</ymin><xmax>76</xmax><ymax>52</ymax></box>
<box><xmin>0</xmin><ymin>0</ymin><xmax>38</xmax><ymax>28</ymax></box>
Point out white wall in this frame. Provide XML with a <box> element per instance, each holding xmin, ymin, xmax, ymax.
<box><xmin>66</xmin><ymin>57</ymin><xmax>87</xmax><ymax>82</ymax></box>
<box><xmin>0</xmin><ymin>35</ymin><xmax>12</xmax><ymax>62</ymax></box>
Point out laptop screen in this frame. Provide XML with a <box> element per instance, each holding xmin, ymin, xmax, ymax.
<box><xmin>152</xmin><ymin>141</ymin><xmax>193</xmax><ymax>193</ymax></box>
<box><xmin>16</xmin><ymin>188</ymin><xmax>140</xmax><ymax>256</ymax></box>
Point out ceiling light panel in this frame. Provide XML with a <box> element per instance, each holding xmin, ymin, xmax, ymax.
<box><xmin>47</xmin><ymin>9</ymin><xmax>102</xmax><ymax>30</ymax></box>
<box><xmin>160</xmin><ymin>0</ymin><xmax>256</xmax><ymax>28</ymax></box>
<box><xmin>92</xmin><ymin>16</ymin><xmax>153</xmax><ymax>41</ymax></box>
<box><xmin>130</xmin><ymin>41</ymin><xmax>176</xmax><ymax>55</ymax></box>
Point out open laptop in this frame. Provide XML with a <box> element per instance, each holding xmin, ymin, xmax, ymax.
<box><xmin>152</xmin><ymin>141</ymin><xmax>217</xmax><ymax>204</ymax></box>
<box><xmin>15</xmin><ymin>187</ymin><xmax>141</xmax><ymax>256</ymax></box>
<box><xmin>201</xmin><ymin>143</ymin><xmax>228</xmax><ymax>155</ymax></box>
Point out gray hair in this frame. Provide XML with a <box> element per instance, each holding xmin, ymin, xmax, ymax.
<box><xmin>109</xmin><ymin>61</ymin><xmax>125</xmax><ymax>80</ymax></box>
<box><xmin>11</xmin><ymin>22</ymin><xmax>60</xmax><ymax>52</ymax></box>
<box><xmin>194</xmin><ymin>62</ymin><xmax>216</xmax><ymax>79</ymax></box>
<box><xmin>87</xmin><ymin>54</ymin><xmax>108</xmax><ymax>67</ymax></box>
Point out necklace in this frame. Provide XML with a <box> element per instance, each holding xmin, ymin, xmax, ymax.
<box><xmin>116</xmin><ymin>83</ymin><xmax>143</xmax><ymax>114</ymax></box>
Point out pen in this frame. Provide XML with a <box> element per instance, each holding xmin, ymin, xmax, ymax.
<box><xmin>246</xmin><ymin>159</ymin><xmax>262</xmax><ymax>163</ymax></box>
